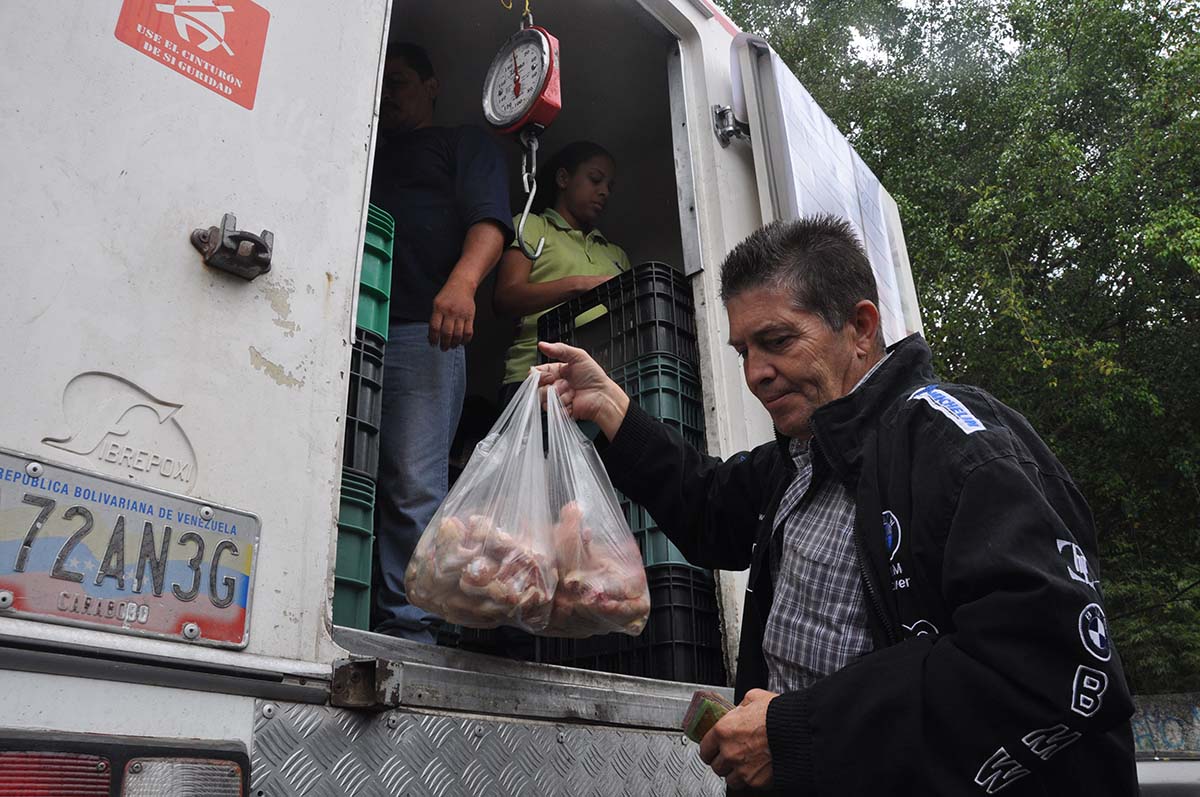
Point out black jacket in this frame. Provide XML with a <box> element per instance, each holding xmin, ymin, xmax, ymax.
<box><xmin>599</xmin><ymin>334</ymin><xmax>1137</xmax><ymax>795</ymax></box>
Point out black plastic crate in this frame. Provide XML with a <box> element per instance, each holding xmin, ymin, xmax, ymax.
<box><xmin>343</xmin><ymin>328</ymin><xmax>384</xmax><ymax>481</ymax></box>
<box><xmin>343</xmin><ymin>418</ymin><xmax>379</xmax><ymax>481</ymax></box>
<box><xmin>357</xmin><ymin>326</ymin><xmax>385</xmax><ymax>357</ymax></box>
<box><xmin>537</xmin><ymin>262</ymin><xmax>698</xmax><ymax>373</ymax></box>
<box><xmin>433</xmin><ymin>620</ymin><xmax>462</xmax><ymax>648</ymax></box>
<box><xmin>347</xmin><ymin>329</ymin><xmax>384</xmax><ymax>428</ymax></box>
<box><xmin>533</xmin><ymin>564</ymin><xmax>726</xmax><ymax>686</ymax></box>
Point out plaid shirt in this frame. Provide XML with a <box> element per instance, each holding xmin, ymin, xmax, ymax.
<box><xmin>763</xmin><ymin>357</ymin><xmax>890</xmax><ymax>693</ymax></box>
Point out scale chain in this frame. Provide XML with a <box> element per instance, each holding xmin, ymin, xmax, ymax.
<box><xmin>521</xmin><ymin>129</ymin><xmax>539</xmax><ymax>193</ymax></box>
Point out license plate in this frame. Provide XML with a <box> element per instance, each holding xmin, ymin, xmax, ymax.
<box><xmin>0</xmin><ymin>450</ymin><xmax>259</xmax><ymax>648</ymax></box>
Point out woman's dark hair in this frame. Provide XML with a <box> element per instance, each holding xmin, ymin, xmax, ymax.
<box><xmin>533</xmin><ymin>141</ymin><xmax>613</xmax><ymax>213</ymax></box>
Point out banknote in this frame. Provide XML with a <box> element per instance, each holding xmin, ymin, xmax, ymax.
<box><xmin>682</xmin><ymin>690</ymin><xmax>736</xmax><ymax>743</ymax></box>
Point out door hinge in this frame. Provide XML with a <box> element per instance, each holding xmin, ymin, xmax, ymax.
<box><xmin>330</xmin><ymin>657</ymin><xmax>404</xmax><ymax>709</ymax></box>
<box><xmin>713</xmin><ymin>105</ymin><xmax>750</xmax><ymax>147</ymax></box>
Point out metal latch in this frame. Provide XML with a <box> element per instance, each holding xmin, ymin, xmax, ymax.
<box><xmin>330</xmin><ymin>657</ymin><xmax>404</xmax><ymax>709</ymax></box>
<box><xmin>712</xmin><ymin>105</ymin><xmax>750</xmax><ymax>147</ymax></box>
<box><xmin>191</xmin><ymin>213</ymin><xmax>274</xmax><ymax>280</ymax></box>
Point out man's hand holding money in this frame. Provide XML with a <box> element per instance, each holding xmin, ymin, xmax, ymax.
<box><xmin>697</xmin><ymin>688</ymin><xmax>778</xmax><ymax>791</ymax></box>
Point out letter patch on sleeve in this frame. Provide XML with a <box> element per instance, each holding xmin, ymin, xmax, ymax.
<box><xmin>1022</xmin><ymin>724</ymin><xmax>1082</xmax><ymax>761</ymax></box>
<box><xmin>1057</xmin><ymin>538</ymin><xmax>1100</xmax><ymax>589</ymax></box>
<box><xmin>974</xmin><ymin>747</ymin><xmax>1030</xmax><ymax>794</ymax></box>
<box><xmin>909</xmin><ymin>385</ymin><xmax>986</xmax><ymax>434</ymax></box>
<box><xmin>1071</xmin><ymin>665</ymin><xmax>1108</xmax><ymax>717</ymax></box>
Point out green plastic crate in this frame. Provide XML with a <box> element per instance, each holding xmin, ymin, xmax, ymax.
<box><xmin>609</xmin><ymin>353</ymin><xmax>705</xmax><ymax>451</ymax></box>
<box><xmin>619</xmin><ymin>497</ymin><xmax>692</xmax><ymax>567</ymax></box>
<box><xmin>357</xmin><ymin>204</ymin><xmax>394</xmax><ymax>340</ymax></box>
<box><xmin>339</xmin><ymin>472</ymin><xmax>374</xmax><ymax>530</ymax></box>
<box><xmin>609</xmin><ymin>354</ymin><xmax>705</xmax><ymax>567</ymax></box>
<box><xmin>333</xmin><ymin>469</ymin><xmax>375</xmax><ymax>630</ymax></box>
<box><xmin>366</xmin><ymin>203</ymin><xmax>395</xmax><ymax>236</ymax></box>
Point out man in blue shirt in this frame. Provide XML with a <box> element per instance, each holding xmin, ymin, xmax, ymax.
<box><xmin>369</xmin><ymin>43</ymin><xmax>513</xmax><ymax>641</ymax></box>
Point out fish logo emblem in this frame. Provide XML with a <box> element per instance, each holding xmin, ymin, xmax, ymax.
<box><xmin>154</xmin><ymin>0</ymin><xmax>236</xmax><ymax>55</ymax></box>
<box><xmin>43</xmin><ymin>374</ymin><xmax>182</xmax><ymax>457</ymax></box>
<box><xmin>42</xmin><ymin>372</ymin><xmax>198</xmax><ymax>493</ymax></box>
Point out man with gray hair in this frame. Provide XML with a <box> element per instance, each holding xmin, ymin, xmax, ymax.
<box><xmin>536</xmin><ymin>215</ymin><xmax>1136</xmax><ymax>794</ymax></box>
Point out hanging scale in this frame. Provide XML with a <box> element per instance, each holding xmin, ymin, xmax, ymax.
<box><xmin>482</xmin><ymin>4</ymin><xmax>561</xmax><ymax>258</ymax></box>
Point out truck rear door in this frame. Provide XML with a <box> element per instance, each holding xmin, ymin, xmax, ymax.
<box><xmin>0</xmin><ymin>0</ymin><xmax>389</xmax><ymax>671</ymax></box>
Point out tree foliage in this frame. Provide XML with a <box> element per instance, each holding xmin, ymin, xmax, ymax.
<box><xmin>721</xmin><ymin>0</ymin><xmax>1200</xmax><ymax>692</ymax></box>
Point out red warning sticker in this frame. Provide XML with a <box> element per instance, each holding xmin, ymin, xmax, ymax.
<box><xmin>115</xmin><ymin>0</ymin><xmax>270</xmax><ymax>110</ymax></box>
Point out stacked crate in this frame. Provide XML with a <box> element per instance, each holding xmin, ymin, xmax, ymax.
<box><xmin>534</xmin><ymin>262</ymin><xmax>726</xmax><ymax>686</ymax></box>
<box><xmin>332</xmin><ymin>205</ymin><xmax>393</xmax><ymax>631</ymax></box>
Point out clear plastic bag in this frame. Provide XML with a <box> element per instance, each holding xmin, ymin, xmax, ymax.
<box><xmin>404</xmin><ymin>370</ymin><xmax>649</xmax><ymax>637</ymax></box>
<box><xmin>404</xmin><ymin>371</ymin><xmax>557</xmax><ymax>632</ymax></box>
<box><xmin>542</xmin><ymin>383</ymin><xmax>649</xmax><ymax>637</ymax></box>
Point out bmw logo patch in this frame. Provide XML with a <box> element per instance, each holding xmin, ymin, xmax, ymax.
<box><xmin>882</xmin><ymin>510</ymin><xmax>902</xmax><ymax>560</ymax></box>
<box><xmin>1078</xmin><ymin>603</ymin><xmax>1111</xmax><ymax>662</ymax></box>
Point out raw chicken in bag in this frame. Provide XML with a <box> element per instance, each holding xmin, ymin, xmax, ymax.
<box><xmin>404</xmin><ymin>371</ymin><xmax>557</xmax><ymax>632</ymax></box>
<box><xmin>541</xmin><ymin>385</ymin><xmax>649</xmax><ymax>637</ymax></box>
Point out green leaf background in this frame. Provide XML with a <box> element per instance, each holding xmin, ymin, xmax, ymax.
<box><xmin>720</xmin><ymin>0</ymin><xmax>1200</xmax><ymax>692</ymax></box>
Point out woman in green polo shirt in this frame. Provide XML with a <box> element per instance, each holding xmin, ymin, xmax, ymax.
<box><xmin>494</xmin><ymin>141</ymin><xmax>631</xmax><ymax>405</ymax></box>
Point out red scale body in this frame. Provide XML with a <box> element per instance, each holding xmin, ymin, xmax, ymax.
<box><xmin>516</xmin><ymin>26</ymin><xmax>561</xmax><ymax>131</ymax></box>
<box><xmin>490</xmin><ymin>26</ymin><xmax>561</xmax><ymax>134</ymax></box>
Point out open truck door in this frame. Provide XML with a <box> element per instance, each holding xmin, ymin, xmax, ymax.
<box><xmin>732</xmin><ymin>33</ymin><xmax>923</xmax><ymax>344</ymax></box>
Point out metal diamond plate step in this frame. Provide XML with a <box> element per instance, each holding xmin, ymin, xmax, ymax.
<box><xmin>252</xmin><ymin>701</ymin><xmax>724</xmax><ymax>796</ymax></box>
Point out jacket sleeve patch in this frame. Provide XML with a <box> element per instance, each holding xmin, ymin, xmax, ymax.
<box><xmin>909</xmin><ymin>385</ymin><xmax>986</xmax><ymax>434</ymax></box>
<box><xmin>974</xmin><ymin>746</ymin><xmax>1030</xmax><ymax>793</ymax></box>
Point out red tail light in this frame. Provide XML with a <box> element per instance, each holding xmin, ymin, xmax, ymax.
<box><xmin>0</xmin><ymin>751</ymin><xmax>110</xmax><ymax>796</ymax></box>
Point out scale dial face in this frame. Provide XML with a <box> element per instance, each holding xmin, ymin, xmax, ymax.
<box><xmin>482</xmin><ymin>28</ymin><xmax>551</xmax><ymax>129</ymax></box>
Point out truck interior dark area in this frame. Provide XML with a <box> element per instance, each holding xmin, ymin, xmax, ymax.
<box><xmin>381</xmin><ymin>0</ymin><xmax>687</xmax><ymax>404</ymax></box>
<box><xmin>341</xmin><ymin>0</ymin><xmax>725</xmax><ymax>689</ymax></box>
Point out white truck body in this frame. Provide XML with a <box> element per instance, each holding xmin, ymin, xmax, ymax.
<box><xmin>0</xmin><ymin>0</ymin><xmax>925</xmax><ymax>793</ymax></box>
